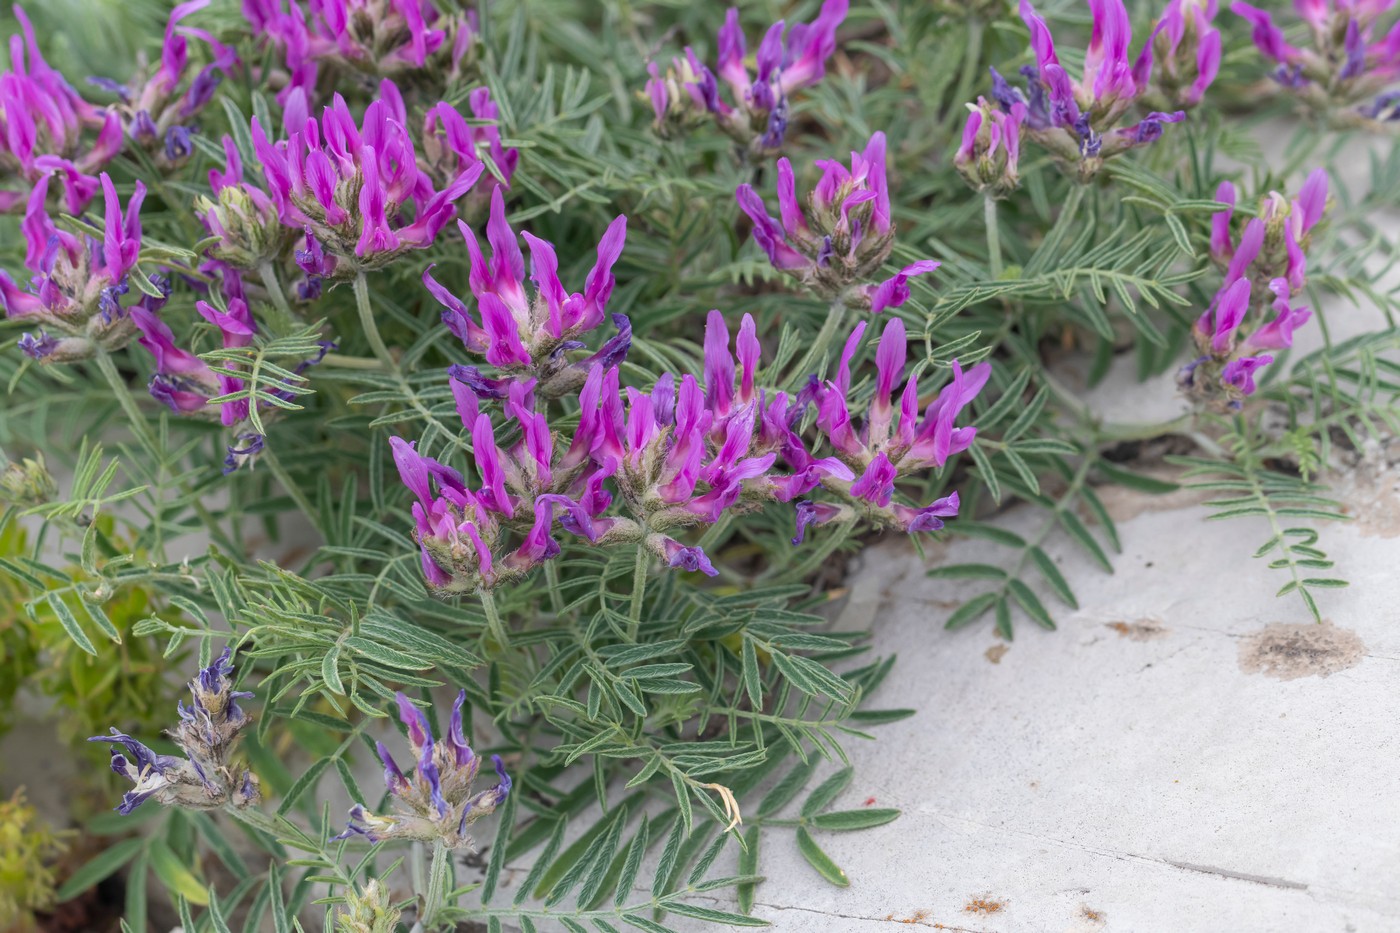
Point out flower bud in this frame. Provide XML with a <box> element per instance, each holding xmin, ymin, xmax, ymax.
<box><xmin>195</xmin><ymin>186</ymin><xmax>285</xmax><ymax>269</ymax></box>
<box><xmin>0</xmin><ymin>450</ymin><xmax>57</xmax><ymax>506</ymax></box>
<box><xmin>954</xmin><ymin>98</ymin><xmax>1026</xmax><ymax>197</ymax></box>
<box><xmin>335</xmin><ymin>880</ymin><xmax>402</xmax><ymax>933</ymax></box>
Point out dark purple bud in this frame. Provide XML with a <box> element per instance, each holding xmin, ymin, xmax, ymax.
<box><xmin>297</xmin><ymin>276</ymin><xmax>323</xmax><ymax>301</ymax></box>
<box><xmin>164</xmin><ymin>126</ymin><xmax>194</xmax><ymax>163</ymax></box>
<box><xmin>182</xmin><ymin>65</ymin><xmax>222</xmax><ymax>117</ymax></box>
<box><xmin>131</xmin><ymin>110</ymin><xmax>157</xmax><ymax>142</ymax></box>
<box><xmin>445</xmin><ymin>364</ymin><xmax>513</xmax><ymax>399</ymax></box>
<box><xmin>652</xmin><ymin>372</ymin><xmax>676</xmax><ymax>426</ymax></box>
<box><xmin>17</xmin><ymin>331</ymin><xmax>58</xmax><ymax>359</ymax></box>
<box><xmin>759</xmin><ymin>97</ymin><xmax>789</xmax><ymax>151</ymax></box>
<box><xmin>223</xmin><ymin>433</ymin><xmax>264</xmax><ymax>474</ymax></box>
<box><xmin>989</xmin><ymin>67</ymin><xmax>1023</xmax><ymax>112</ymax></box>
<box><xmin>587</xmin><ymin>313</ymin><xmax>632</xmax><ymax>371</ymax></box>
<box><xmin>816</xmin><ymin>235</ymin><xmax>834</xmax><ymax>268</ymax></box>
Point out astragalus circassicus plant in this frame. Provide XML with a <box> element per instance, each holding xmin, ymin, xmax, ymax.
<box><xmin>0</xmin><ymin>0</ymin><xmax>1394</xmax><ymax>928</ymax></box>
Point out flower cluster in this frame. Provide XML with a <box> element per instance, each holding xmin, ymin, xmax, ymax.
<box><xmin>990</xmin><ymin>0</ymin><xmax>1207</xmax><ymax>180</ymax></box>
<box><xmin>646</xmin><ymin>0</ymin><xmax>848</xmax><ymax>158</ymax></box>
<box><xmin>0</xmin><ymin>7</ymin><xmax>122</xmax><ymax>213</ymax></box>
<box><xmin>244</xmin><ymin>0</ymin><xmax>478</xmax><ymax>98</ymax></box>
<box><xmin>196</xmin><ymin>135</ymin><xmax>293</xmax><ymax>273</ymax></box>
<box><xmin>90</xmin><ymin>648</ymin><xmax>260</xmax><ymax>815</ymax></box>
<box><xmin>1233</xmin><ymin>0</ymin><xmax>1400</xmax><ymax>123</ymax></box>
<box><xmin>1136</xmin><ymin>0</ymin><xmax>1222</xmax><ymax>110</ymax></box>
<box><xmin>798</xmin><ymin>317</ymin><xmax>989</xmax><ymax>541</ymax></box>
<box><xmin>421</xmin><ymin>87</ymin><xmax>519</xmax><ymax>203</ymax></box>
<box><xmin>252</xmin><ymin>84</ymin><xmax>484</xmax><ymax>272</ymax></box>
<box><xmin>954</xmin><ymin>97</ymin><xmax>1027</xmax><ymax>197</ymax></box>
<box><xmin>423</xmin><ymin>187</ymin><xmax>628</xmax><ymax>398</ymax></box>
<box><xmin>736</xmin><ymin>131</ymin><xmax>939</xmax><ymax>312</ymax></box>
<box><xmin>0</xmin><ymin>173</ymin><xmax>160</xmax><ymax>363</ymax></box>
<box><xmin>336</xmin><ymin>691</ymin><xmax>510</xmax><ymax>848</ymax></box>
<box><xmin>1180</xmin><ymin>168</ymin><xmax>1330</xmax><ymax>407</ymax></box>
<box><xmin>88</xmin><ymin>0</ymin><xmax>238</xmax><ymax>171</ymax></box>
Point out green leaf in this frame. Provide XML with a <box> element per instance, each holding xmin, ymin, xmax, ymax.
<box><xmin>1096</xmin><ymin>461</ymin><xmax>1180</xmax><ymax>494</ymax></box>
<box><xmin>482</xmin><ymin>778</ymin><xmax>517</xmax><ymax>904</ymax></box>
<box><xmin>47</xmin><ymin>592</ymin><xmax>97</xmax><ymax>655</ymax></box>
<box><xmin>809</xmin><ymin>808</ymin><xmax>901</xmax><ymax>831</ymax></box>
<box><xmin>150</xmin><ymin>839</ymin><xmax>209</xmax><ymax>905</ymax></box>
<box><xmin>737</xmin><ymin>825</ymin><xmax>760</xmax><ymax>914</ymax></box>
<box><xmin>1028</xmin><ymin>546</ymin><xmax>1077</xmax><ymax>608</ymax></box>
<box><xmin>1059</xmin><ymin>511</ymin><xmax>1114</xmax><ymax>573</ymax></box>
<box><xmin>801</xmin><ymin>767</ymin><xmax>853</xmax><ymax>818</ymax></box>
<box><xmin>795</xmin><ymin>827</ymin><xmax>849</xmax><ymax>887</ymax></box>
<box><xmin>1008</xmin><ymin>579</ymin><xmax>1056</xmax><ymax>630</ymax></box>
<box><xmin>925</xmin><ymin>563</ymin><xmax>1008</xmax><ymax>581</ymax></box>
<box><xmin>944</xmin><ymin>592</ymin><xmax>998</xmax><ymax>630</ymax></box>
<box><xmin>57</xmin><ymin>838</ymin><xmax>145</xmax><ymax>900</ymax></box>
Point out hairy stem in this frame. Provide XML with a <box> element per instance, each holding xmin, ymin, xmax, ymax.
<box><xmin>353</xmin><ymin>271</ymin><xmax>398</xmax><ymax>372</ymax></box>
<box><xmin>984</xmin><ymin>193</ymin><xmax>1003</xmax><ymax>279</ymax></box>
<box><xmin>627</xmin><ymin>541</ymin><xmax>649</xmax><ymax>641</ymax></box>
<box><xmin>257</xmin><ymin>261</ymin><xmax>293</xmax><ymax>317</ymax></box>
<box><xmin>788</xmin><ymin>297</ymin><xmax>848</xmax><ymax>386</ymax></box>
<box><xmin>479</xmin><ymin>587</ymin><xmax>510</xmax><ymax>650</ymax></box>
<box><xmin>417</xmin><ymin>839</ymin><xmax>452</xmax><ymax>931</ymax></box>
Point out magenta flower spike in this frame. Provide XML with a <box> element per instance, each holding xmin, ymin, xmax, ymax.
<box><xmin>422</xmin><ymin>88</ymin><xmax>520</xmax><ymax>202</ymax></box>
<box><xmin>0</xmin><ymin>6</ymin><xmax>123</xmax><ymax>212</ymax></box>
<box><xmin>250</xmin><ymin>88</ymin><xmax>484</xmax><ymax>271</ymax></box>
<box><xmin>1133</xmin><ymin>0</ymin><xmax>1222</xmax><ymax>109</ymax></box>
<box><xmin>645</xmin><ymin>0</ymin><xmax>848</xmax><ymax>158</ymax></box>
<box><xmin>987</xmin><ymin>0</ymin><xmax>1192</xmax><ymax>180</ymax></box>
<box><xmin>736</xmin><ymin>132</ymin><xmax>939</xmax><ymax>312</ymax></box>
<box><xmin>423</xmin><ymin>187</ymin><xmax>630</xmax><ymax>396</ymax></box>
<box><xmin>336</xmin><ymin>690</ymin><xmax>510</xmax><ymax>848</ymax></box>
<box><xmin>1183</xmin><ymin>171</ymin><xmax>1328</xmax><ymax>410</ymax></box>
<box><xmin>799</xmin><ymin>317</ymin><xmax>989</xmax><ymax>539</ymax></box>
<box><xmin>2</xmin><ymin>172</ymin><xmax>164</xmax><ymax>363</ymax></box>
<box><xmin>244</xmin><ymin>0</ymin><xmax>478</xmax><ymax>100</ymax></box>
<box><xmin>954</xmin><ymin>97</ymin><xmax>1028</xmax><ymax>196</ymax></box>
<box><xmin>86</xmin><ymin>0</ymin><xmax>239</xmax><ymax>171</ymax></box>
<box><xmin>1232</xmin><ymin>0</ymin><xmax>1400</xmax><ymax>123</ymax></box>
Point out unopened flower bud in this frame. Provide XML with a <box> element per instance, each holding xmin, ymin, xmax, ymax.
<box><xmin>954</xmin><ymin>98</ymin><xmax>1026</xmax><ymax>197</ymax></box>
<box><xmin>0</xmin><ymin>450</ymin><xmax>57</xmax><ymax>506</ymax></box>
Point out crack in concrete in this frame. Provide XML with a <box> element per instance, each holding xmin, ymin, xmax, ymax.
<box><xmin>1163</xmin><ymin>860</ymin><xmax>1309</xmax><ymax>890</ymax></box>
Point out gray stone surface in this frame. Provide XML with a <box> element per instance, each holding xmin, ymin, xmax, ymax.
<box><xmin>670</xmin><ymin>487</ymin><xmax>1400</xmax><ymax>932</ymax></box>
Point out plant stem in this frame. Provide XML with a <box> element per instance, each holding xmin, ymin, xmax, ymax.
<box><xmin>544</xmin><ymin>559</ymin><xmax>565</xmax><ymax>615</ymax></box>
<box><xmin>417</xmin><ymin>839</ymin><xmax>452</xmax><ymax>930</ymax></box>
<box><xmin>479</xmin><ymin>587</ymin><xmax>509</xmax><ymax>650</ymax></box>
<box><xmin>627</xmin><ymin>541</ymin><xmax>649</xmax><ymax>641</ymax></box>
<box><xmin>93</xmin><ymin>350</ymin><xmax>158</xmax><ymax>454</ymax></box>
<box><xmin>787</xmin><ymin>297</ymin><xmax>848</xmax><ymax>386</ymax></box>
<box><xmin>984</xmin><ymin>193</ymin><xmax>1003</xmax><ymax>279</ymax></box>
<box><xmin>318</xmin><ymin>352</ymin><xmax>387</xmax><ymax>370</ymax></box>
<box><xmin>259</xmin><ymin>444</ymin><xmax>321</xmax><ymax>536</ymax></box>
<box><xmin>257</xmin><ymin>261</ymin><xmax>293</xmax><ymax>317</ymax></box>
<box><xmin>352</xmin><ymin>271</ymin><xmax>397</xmax><ymax>372</ymax></box>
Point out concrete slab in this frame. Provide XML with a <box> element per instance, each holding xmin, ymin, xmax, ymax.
<box><xmin>666</xmin><ymin>488</ymin><xmax>1400</xmax><ymax>932</ymax></box>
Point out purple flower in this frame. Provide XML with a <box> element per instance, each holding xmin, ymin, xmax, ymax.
<box><xmin>736</xmin><ymin>132</ymin><xmax>938</xmax><ymax>310</ymax></box>
<box><xmin>1232</xmin><ymin>0</ymin><xmax>1400</xmax><ymax>120</ymax></box>
<box><xmin>1221</xmin><ymin>355</ymin><xmax>1273</xmax><ymax>396</ymax></box>
<box><xmin>336</xmin><ymin>690</ymin><xmax>510</xmax><ymax>848</ymax></box>
<box><xmin>2</xmin><ymin>173</ymin><xmax>151</xmax><ymax>362</ymax></box>
<box><xmin>646</xmin><ymin>1</ymin><xmax>848</xmax><ymax>157</ymax></box>
<box><xmin>954</xmin><ymin>97</ymin><xmax>1027</xmax><ymax>196</ymax></box>
<box><xmin>0</xmin><ymin>6</ymin><xmax>122</xmax><ymax>212</ymax></box>
<box><xmin>252</xmin><ymin>87</ymin><xmax>484</xmax><ymax>268</ymax></box>
<box><xmin>991</xmin><ymin>0</ymin><xmax>1192</xmax><ymax>177</ymax></box>
<box><xmin>655</xmin><ymin>535</ymin><xmax>719</xmax><ymax>576</ymax></box>
<box><xmin>1210</xmin><ymin>168</ymin><xmax>1328</xmax><ymax>292</ymax></box>
<box><xmin>1133</xmin><ymin>0</ymin><xmax>1223</xmax><ymax>108</ymax></box>
<box><xmin>422</xmin><ymin>88</ymin><xmax>520</xmax><ymax>198</ymax></box>
<box><xmin>90</xmin><ymin>648</ymin><xmax>259</xmax><ymax>814</ymax></box>
<box><xmin>247</xmin><ymin>0</ymin><xmax>478</xmax><ymax>96</ymax></box>
<box><xmin>89</xmin><ymin>0</ymin><xmax>237</xmax><ymax>166</ymax></box>
<box><xmin>422</xmin><ymin>187</ymin><xmax>627</xmax><ymax>394</ymax></box>
<box><xmin>806</xmin><ymin>317</ymin><xmax>988</xmax><ymax>535</ymax></box>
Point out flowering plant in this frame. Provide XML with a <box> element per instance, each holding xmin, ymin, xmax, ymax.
<box><xmin>0</xmin><ymin>1</ymin><xmax>1390</xmax><ymax>930</ymax></box>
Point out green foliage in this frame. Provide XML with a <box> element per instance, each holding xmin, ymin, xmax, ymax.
<box><xmin>2</xmin><ymin>0</ymin><xmax>1397</xmax><ymax>930</ymax></box>
<box><xmin>0</xmin><ymin>789</ymin><xmax>73</xmax><ymax>931</ymax></box>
